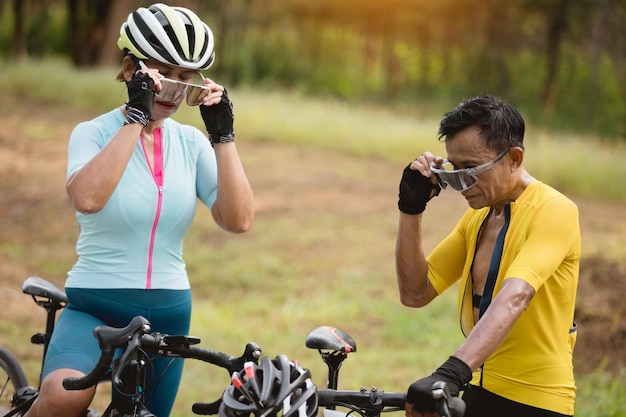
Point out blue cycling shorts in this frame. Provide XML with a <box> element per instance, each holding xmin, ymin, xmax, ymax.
<box><xmin>43</xmin><ymin>287</ymin><xmax>192</xmax><ymax>416</ymax></box>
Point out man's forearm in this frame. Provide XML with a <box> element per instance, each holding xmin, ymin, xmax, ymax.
<box><xmin>395</xmin><ymin>213</ymin><xmax>437</xmax><ymax>307</ymax></box>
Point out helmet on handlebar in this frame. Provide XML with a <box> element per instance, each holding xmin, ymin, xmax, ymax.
<box><xmin>219</xmin><ymin>355</ymin><xmax>318</xmax><ymax>417</ymax></box>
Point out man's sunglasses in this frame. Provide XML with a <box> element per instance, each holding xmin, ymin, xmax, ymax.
<box><xmin>430</xmin><ymin>149</ymin><xmax>510</xmax><ymax>192</ymax></box>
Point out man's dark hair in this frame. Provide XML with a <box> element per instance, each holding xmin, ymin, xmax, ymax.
<box><xmin>438</xmin><ymin>95</ymin><xmax>525</xmax><ymax>152</ymax></box>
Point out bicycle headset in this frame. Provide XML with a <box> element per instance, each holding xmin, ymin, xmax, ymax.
<box><xmin>220</xmin><ymin>355</ymin><xmax>318</xmax><ymax>417</ymax></box>
<box><xmin>117</xmin><ymin>3</ymin><xmax>215</xmax><ymax>70</ymax></box>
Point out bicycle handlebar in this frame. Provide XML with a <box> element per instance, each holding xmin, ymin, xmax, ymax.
<box><xmin>62</xmin><ymin>315</ymin><xmax>262</xmax><ymax>392</ymax></box>
<box><xmin>318</xmin><ymin>388</ymin><xmax>405</xmax><ymax>409</ymax></box>
<box><xmin>63</xmin><ymin>316</ymin><xmax>150</xmax><ymax>390</ymax></box>
<box><xmin>317</xmin><ymin>385</ymin><xmax>465</xmax><ymax>417</ymax></box>
<box><xmin>62</xmin><ymin>316</ymin><xmax>464</xmax><ymax>417</ymax></box>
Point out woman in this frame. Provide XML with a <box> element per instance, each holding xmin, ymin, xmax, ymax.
<box><xmin>24</xmin><ymin>4</ymin><xmax>254</xmax><ymax>417</ymax></box>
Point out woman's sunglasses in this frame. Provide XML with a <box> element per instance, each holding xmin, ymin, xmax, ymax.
<box><xmin>138</xmin><ymin>61</ymin><xmax>211</xmax><ymax>106</ymax></box>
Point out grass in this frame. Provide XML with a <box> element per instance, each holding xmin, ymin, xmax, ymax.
<box><xmin>575</xmin><ymin>364</ymin><xmax>626</xmax><ymax>417</ymax></box>
<box><xmin>2</xmin><ymin>58</ymin><xmax>625</xmax><ymax>203</ymax></box>
<box><xmin>0</xmin><ymin>58</ymin><xmax>624</xmax><ymax>417</ymax></box>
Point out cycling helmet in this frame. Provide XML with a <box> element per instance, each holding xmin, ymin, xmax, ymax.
<box><xmin>220</xmin><ymin>355</ymin><xmax>318</xmax><ymax>417</ymax></box>
<box><xmin>117</xmin><ymin>3</ymin><xmax>215</xmax><ymax>70</ymax></box>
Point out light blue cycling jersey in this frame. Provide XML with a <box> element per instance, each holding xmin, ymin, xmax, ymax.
<box><xmin>66</xmin><ymin>108</ymin><xmax>218</xmax><ymax>290</ymax></box>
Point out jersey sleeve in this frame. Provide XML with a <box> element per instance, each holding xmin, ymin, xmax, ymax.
<box><xmin>505</xmin><ymin>196</ymin><xmax>580</xmax><ymax>291</ymax></box>
<box><xmin>427</xmin><ymin>209</ymin><xmax>477</xmax><ymax>294</ymax></box>
<box><xmin>194</xmin><ymin>129</ymin><xmax>218</xmax><ymax>209</ymax></box>
<box><xmin>67</xmin><ymin>121</ymin><xmax>106</xmax><ymax>179</ymax></box>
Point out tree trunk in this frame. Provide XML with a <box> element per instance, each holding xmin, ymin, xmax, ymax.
<box><xmin>10</xmin><ymin>0</ymin><xmax>27</xmax><ymax>59</ymax></box>
<box><xmin>586</xmin><ymin>0</ymin><xmax>609</xmax><ymax>119</ymax></box>
<box><xmin>97</xmin><ymin>0</ymin><xmax>133</xmax><ymax>68</ymax></box>
<box><xmin>541</xmin><ymin>0</ymin><xmax>570</xmax><ymax>113</ymax></box>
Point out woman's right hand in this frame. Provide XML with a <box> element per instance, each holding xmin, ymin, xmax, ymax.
<box><xmin>126</xmin><ymin>71</ymin><xmax>156</xmax><ymax>122</ymax></box>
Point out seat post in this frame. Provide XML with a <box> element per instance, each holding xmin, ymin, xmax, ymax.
<box><xmin>34</xmin><ymin>300</ymin><xmax>64</xmax><ymax>388</ymax></box>
<box><xmin>319</xmin><ymin>350</ymin><xmax>348</xmax><ymax>389</ymax></box>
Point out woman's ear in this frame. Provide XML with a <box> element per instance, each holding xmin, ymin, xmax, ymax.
<box><xmin>121</xmin><ymin>55</ymin><xmax>138</xmax><ymax>82</ymax></box>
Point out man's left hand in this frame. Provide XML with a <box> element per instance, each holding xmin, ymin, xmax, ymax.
<box><xmin>405</xmin><ymin>356</ymin><xmax>472</xmax><ymax>416</ymax></box>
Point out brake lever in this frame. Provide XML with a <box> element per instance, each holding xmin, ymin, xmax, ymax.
<box><xmin>432</xmin><ymin>381</ymin><xmax>466</xmax><ymax>417</ymax></box>
<box><xmin>191</xmin><ymin>342</ymin><xmax>262</xmax><ymax>415</ymax></box>
<box><xmin>226</xmin><ymin>342</ymin><xmax>262</xmax><ymax>374</ymax></box>
<box><xmin>111</xmin><ymin>331</ymin><xmax>143</xmax><ymax>387</ymax></box>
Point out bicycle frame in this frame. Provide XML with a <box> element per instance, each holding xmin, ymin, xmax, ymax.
<box><xmin>98</xmin><ymin>351</ymin><xmax>153</xmax><ymax>417</ymax></box>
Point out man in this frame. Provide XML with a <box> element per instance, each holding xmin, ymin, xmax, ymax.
<box><xmin>395</xmin><ymin>95</ymin><xmax>580</xmax><ymax>417</ymax></box>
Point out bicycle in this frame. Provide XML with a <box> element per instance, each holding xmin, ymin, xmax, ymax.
<box><xmin>305</xmin><ymin>326</ymin><xmax>464</xmax><ymax>417</ymax></box>
<box><xmin>0</xmin><ymin>277</ymin><xmax>262</xmax><ymax>417</ymax></box>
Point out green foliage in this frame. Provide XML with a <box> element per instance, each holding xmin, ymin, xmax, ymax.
<box><xmin>575</xmin><ymin>363</ymin><xmax>626</xmax><ymax>417</ymax></box>
<box><xmin>2</xmin><ymin>0</ymin><xmax>625</xmax><ymax>139</ymax></box>
<box><xmin>0</xmin><ymin>1</ymin><xmax>68</xmax><ymax>57</ymax></box>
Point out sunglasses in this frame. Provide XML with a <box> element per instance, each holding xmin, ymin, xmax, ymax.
<box><xmin>138</xmin><ymin>61</ymin><xmax>211</xmax><ymax>106</ymax></box>
<box><xmin>430</xmin><ymin>149</ymin><xmax>510</xmax><ymax>192</ymax></box>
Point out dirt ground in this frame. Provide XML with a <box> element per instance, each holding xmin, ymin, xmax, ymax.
<box><xmin>0</xmin><ymin>94</ymin><xmax>624</xmax><ymax>375</ymax></box>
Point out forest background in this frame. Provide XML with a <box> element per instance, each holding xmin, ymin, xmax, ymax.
<box><xmin>1</xmin><ymin>0</ymin><xmax>625</xmax><ymax>139</ymax></box>
<box><xmin>0</xmin><ymin>1</ymin><xmax>625</xmax><ymax>417</ymax></box>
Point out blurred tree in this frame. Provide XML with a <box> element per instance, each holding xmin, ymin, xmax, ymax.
<box><xmin>522</xmin><ymin>0</ymin><xmax>572</xmax><ymax>112</ymax></box>
<box><xmin>9</xmin><ymin>0</ymin><xmax>27</xmax><ymax>58</ymax></box>
<box><xmin>1</xmin><ymin>0</ymin><xmax>623</xmax><ymax>136</ymax></box>
<box><xmin>67</xmin><ymin>0</ymin><xmax>128</xmax><ymax>67</ymax></box>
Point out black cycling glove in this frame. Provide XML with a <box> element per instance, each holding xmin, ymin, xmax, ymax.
<box><xmin>200</xmin><ymin>89</ymin><xmax>235</xmax><ymax>146</ymax></box>
<box><xmin>124</xmin><ymin>71</ymin><xmax>155</xmax><ymax>126</ymax></box>
<box><xmin>398</xmin><ymin>164</ymin><xmax>441</xmax><ymax>214</ymax></box>
<box><xmin>406</xmin><ymin>356</ymin><xmax>472</xmax><ymax>413</ymax></box>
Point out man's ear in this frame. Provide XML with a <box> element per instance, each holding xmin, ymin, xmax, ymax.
<box><xmin>508</xmin><ymin>147</ymin><xmax>524</xmax><ymax>171</ymax></box>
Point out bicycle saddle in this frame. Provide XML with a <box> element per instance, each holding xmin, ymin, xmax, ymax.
<box><xmin>305</xmin><ymin>326</ymin><xmax>357</xmax><ymax>353</ymax></box>
<box><xmin>22</xmin><ymin>276</ymin><xmax>68</xmax><ymax>304</ymax></box>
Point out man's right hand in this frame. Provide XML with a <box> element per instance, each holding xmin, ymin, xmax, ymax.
<box><xmin>398</xmin><ymin>158</ymin><xmax>441</xmax><ymax>214</ymax></box>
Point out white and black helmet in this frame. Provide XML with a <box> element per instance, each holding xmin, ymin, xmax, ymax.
<box><xmin>117</xmin><ymin>3</ymin><xmax>215</xmax><ymax>70</ymax></box>
<box><xmin>220</xmin><ymin>355</ymin><xmax>318</xmax><ymax>417</ymax></box>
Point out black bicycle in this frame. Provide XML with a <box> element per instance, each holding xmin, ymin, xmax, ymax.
<box><xmin>1</xmin><ymin>277</ymin><xmax>464</xmax><ymax>417</ymax></box>
<box><xmin>305</xmin><ymin>326</ymin><xmax>464</xmax><ymax>417</ymax></box>
<box><xmin>0</xmin><ymin>277</ymin><xmax>262</xmax><ymax>417</ymax></box>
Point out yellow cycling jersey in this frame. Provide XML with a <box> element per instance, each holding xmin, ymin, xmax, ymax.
<box><xmin>427</xmin><ymin>180</ymin><xmax>580</xmax><ymax>415</ymax></box>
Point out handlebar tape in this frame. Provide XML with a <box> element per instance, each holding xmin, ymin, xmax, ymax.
<box><xmin>62</xmin><ymin>316</ymin><xmax>151</xmax><ymax>391</ymax></box>
<box><xmin>192</xmin><ymin>399</ymin><xmax>222</xmax><ymax>415</ymax></box>
<box><xmin>62</xmin><ymin>345</ymin><xmax>114</xmax><ymax>391</ymax></box>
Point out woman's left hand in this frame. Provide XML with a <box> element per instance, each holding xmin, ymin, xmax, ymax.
<box><xmin>201</xmin><ymin>77</ymin><xmax>226</xmax><ymax>107</ymax></box>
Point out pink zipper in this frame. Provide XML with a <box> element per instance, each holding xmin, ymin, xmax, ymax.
<box><xmin>141</xmin><ymin>128</ymin><xmax>164</xmax><ymax>290</ymax></box>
